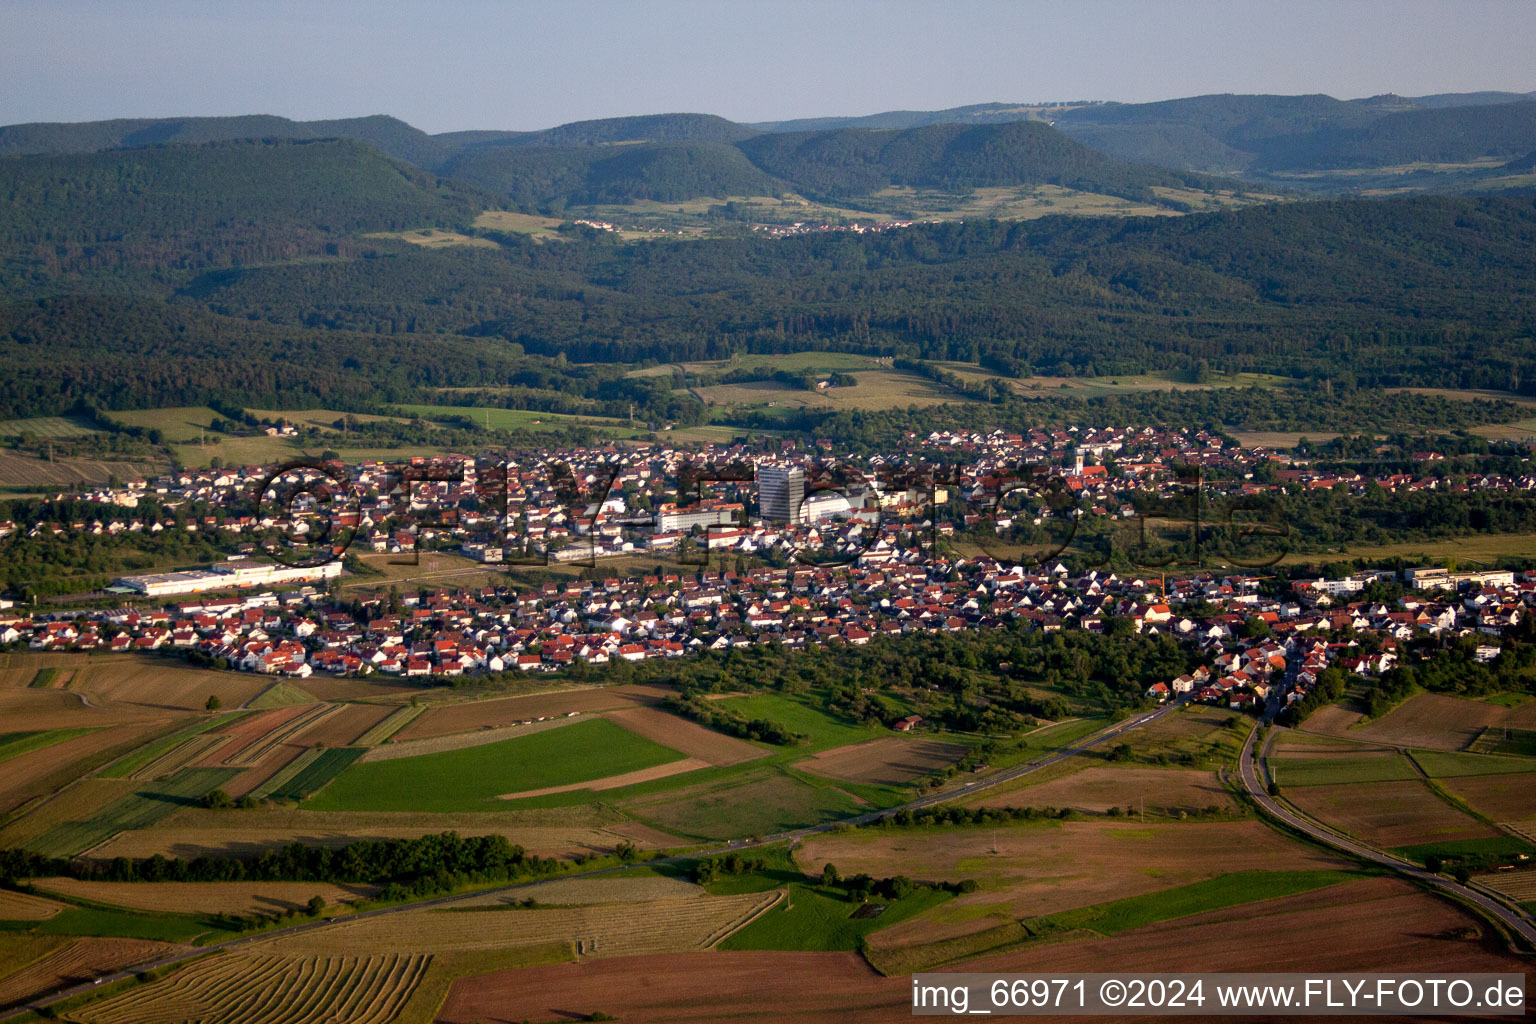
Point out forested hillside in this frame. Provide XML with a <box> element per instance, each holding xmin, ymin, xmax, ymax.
<box><xmin>1054</xmin><ymin>92</ymin><xmax>1536</xmax><ymax>177</ymax></box>
<box><xmin>1</xmin><ymin>113</ymin><xmax>1532</xmax><ymax>430</ymax></box>
<box><xmin>159</xmin><ymin>196</ymin><xmax>1536</xmax><ymax>389</ymax></box>
<box><xmin>734</xmin><ymin>120</ymin><xmax>1221</xmax><ymax>202</ymax></box>
<box><xmin>0</xmin><ymin>138</ymin><xmax>486</xmax><ymax>287</ymax></box>
<box><xmin>0</xmin><ymin>296</ymin><xmax>691</xmax><ymax>421</ymax></box>
<box><xmin>441</xmin><ymin>140</ymin><xmax>781</xmax><ymax>207</ymax></box>
<box><xmin>0</xmin><ymin>113</ymin><xmax>470</xmax><ymax>171</ymax></box>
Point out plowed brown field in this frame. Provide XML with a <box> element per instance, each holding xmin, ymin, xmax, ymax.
<box><xmin>397</xmin><ymin>685</ymin><xmax>672</xmax><ymax>741</ymax></box>
<box><xmin>1286</xmin><ymin>779</ymin><xmax>1499</xmax><ymax>847</ymax></box>
<box><xmin>1440</xmin><ymin>772</ymin><xmax>1536</xmax><ymax>822</ymax></box>
<box><xmin>966</xmin><ymin>765</ymin><xmax>1236</xmax><ymax>814</ymax></box>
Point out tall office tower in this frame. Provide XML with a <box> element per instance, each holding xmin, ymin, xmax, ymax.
<box><xmin>757</xmin><ymin>465</ymin><xmax>807</xmax><ymax>524</ymax></box>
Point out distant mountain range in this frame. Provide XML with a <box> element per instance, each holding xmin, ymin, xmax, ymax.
<box><xmin>1</xmin><ymin>89</ymin><xmax>1532</xmax><ymax>212</ymax></box>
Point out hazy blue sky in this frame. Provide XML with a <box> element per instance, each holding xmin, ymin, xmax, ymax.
<box><xmin>3</xmin><ymin>0</ymin><xmax>1533</xmax><ymax>132</ymax></box>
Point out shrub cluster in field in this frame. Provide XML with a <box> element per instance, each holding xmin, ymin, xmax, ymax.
<box><xmin>818</xmin><ymin>862</ymin><xmax>978</xmax><ymax>902</ymax></box>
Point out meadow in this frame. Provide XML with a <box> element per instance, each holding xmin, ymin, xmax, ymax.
<box><xmin>0</xmin><ymin>416</ymin><xmax>102</xmax><ymax>439</ymax></box>
<box><xmin>1028</xmin><ymin>870</ymin><xmax>1361</xmax><ymax>936</ymax></box>
<box><xmin>718</xmin><ymin>882</ymin><xmax>950</xmax><ymax>952</ymax></box>
<box><xmin>1267</xmin><ymin>755</ymin><xmax>1420</xmax><ymax>786</ymax></box>
<box><xmin>304</xmin><ymin>718</ymin><xmax>684</xmax><ymax>813</ymax></box>
<box><xmin>393</xmin><ymin>404</ymin><xmax>636</xmax><ymax>434</ymax></box>
<box><xmin>688</xmin><ymin>368</ymin><xmax>966</xmax><ymax>413</ymax></box>
<box><xmin>1408</xmin><ymin>750</ymin><xmax>1536</xmax><ymax>778</ymax></box>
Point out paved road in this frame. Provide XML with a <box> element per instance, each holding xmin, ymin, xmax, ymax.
<box><xmin>5</xmin><ymin>702</ymin><xmax>1178</xmax><ymax>1018</ymax></box>
<box><xmin>1239</xmin><ymin>724</ymin><xmax>1536</xmax><ymax>952</ymax></box>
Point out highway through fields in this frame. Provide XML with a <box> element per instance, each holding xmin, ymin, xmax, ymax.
<box><xmin>4</xmin><ymin>701</ymin><xmax>1180</xmax><ymax>1018</ymax></box>
<box><xmin>1239</xmin><ymin>724</ymin><xmax>1536</xmax><ymax>952</ymax></box>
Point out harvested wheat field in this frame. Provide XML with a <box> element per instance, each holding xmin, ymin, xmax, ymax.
<box><xmin>1307</xmin><ymin>693</ymin><xmax>1512</xmax><ymax>751</ymax></box>
<box><xmin>90</xmin><ymin>818</ymin><xmax>680</xmax><ymax>861</ymax></box>
<box><xmin>799</xmin><ymin>820</ymin><xmax>1347</xmax><ymax>947</ymax></box>
<box><xmin>70</xmin><ymin>657</ymin><xmax>270</xmax><ymax>711</ymax></box>
<box><xmin>1439</xmin><ymin>772</ymin><xmax>1536</xmax><ymax>822</ymax></box>
<box><xmin>500</xmin><ymin>758</ymin><xmax>712</xmax><ymax>800</ymax></box>
<box><xmin>796</xmin><ymin>737</ymin><xmax>965</xmax><ymax>787</ymax></box>
<box><xmin>34</xmin><ymin>879</ymin><xmax>377</xmax><ymax>916</ymax></box>
<box><xmin>0</xmin><ymin>652</ymin><xmax>96</xmax><ymax>687</ymax></box>
<box><xmin>0</xmin><ymin>687</ymin><xmax>159</xmax><ymax>732</ymax></box>
<box><xmin>286</xmin><ymin>676</ymin><xmax>419</xmax><ymax>702</ymax></box>
<box><xmin>396</xmin><ymin>685</ymin><xmax>672</xmax><ymax>741</ymax></box>
<box><xmin>1286</xmin><ymin>779</ymin><xmax>1500</xmax><ymax>847</ymax></box>
<box><xmin>0</xmin><ymin>938</ymin><xmax>177</xmax><ymax>1011</ymax></box>
<box><xmin>437</xmin><ymin>950</ymin><xmax>906</xmax><ymax>1024</ymax></box>
<box><xmin>299</xmin><ymin>702</ymin><xmax>393</xmax><ymax>747</ymax></box>
<box><xmin>604</xmin><ymin>707</ymin><xmax>766</xmax><ymax>766</ymax></box>
<box><xmin>0</xmin><ymin>888</ymin><xmax>63</xmax><ymax>921</ymax></box>
<box><xmin>968</xmin><ymin>765</ymin><xmax>1236</xmax><ymax>815</ymax></box>
<box><xmin>261</xmin><ymin>891</ymin><xmax>781</xmax><ymax>958</ymax></box>
<box><xmin>457</xmin><ymin>875</ymin><xmax>705</xmax><ymax>907</ymax></box>
<box><xmin>69</xmin><ymin>952</ymin><xmax>429</xmax><ymax>1024</ymax></box>
<box><xmin>1299</xmin><ymin>703</ymin><xmax>1366</xmax><ymax>737</ymax></box>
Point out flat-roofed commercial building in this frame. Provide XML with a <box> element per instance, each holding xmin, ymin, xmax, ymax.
<box><xmin>114</xmin><ymin>560</ymin><xmax>341</xmax><ymax>597</ymax></box>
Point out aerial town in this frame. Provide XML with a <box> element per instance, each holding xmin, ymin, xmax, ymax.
<box><xmin>5</xmin><ymin>426</ymin><xmax>1527</xmax><ymax>721</ymax></box>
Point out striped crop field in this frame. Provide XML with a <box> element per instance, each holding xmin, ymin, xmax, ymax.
<box><xmin>263</xmin><ymin>892</ymin><xmax>783</xmax><ymax>958</ymax></box>
<box><xmin>26</xmin><ymin>767</ymin><xmax>241</xmax><ymax>858</ymax></box>
<box><xmin>67</xmin><ymin>952</ymin><xmax>431</xmax><ymax>1024</ymax></box>
<box><xmin>354</xmin><ymin>705</ymin><xmax>425</xmax><ymax>747</ymax></box>
<box><xmin>264</xmin><ymin>747</ymin><xmax>367</xmax><ymax>803</ymax></box>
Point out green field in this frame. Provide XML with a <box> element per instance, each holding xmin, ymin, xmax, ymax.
<box><xmin>723</xmin><ymin>694</ymin><xmax>886</xmax><ymax>754</ymax></box>
<box><xmin>0</xmin><ymin>728</ymin><xmax>96</xmax><ymax>764</ymax></box>
<box><xmin>1278</xmin><ymin>533</ymin><xmax>1536</xmax><ymax>566</ymax></box>
<box><xmin>634</xmin><ymin>351</ymin><xmax>882</xmax><ymax>379</ymax></box>
<box><xmin>0</xmin><ymin>905</ymin><xmax>233</xmax><ymax>944</ymax></box>
<box><xmin>267</xmin><ymin>747</ymin><xmax>367</xmax><ymax>803</ymax></box>
<box><xmin>1031</xmin><ymin>870</ymin><xmax>1362</xmax><ymax>936</ymax></box>
<box><xmin>304</xmin><ymin>718</ymin><xmax>683</xmax><ymax>813</ymax></box>
<box><xmin>111</xmin><ymin>406</ymin><xmax>222</xmax><ymax>442</ymax></box>
<box><xmin>934</xmin><ymin>364</ymin><xmax>1290</xmax><ymax>399</ymax></box>
<box><xmin>1410</xmin><ymin>750</ymin><xmax>1536</xmax><ymax>778</ymax></box>
<box><xmin>1467</xmin><ymin>728</ymin><xmax>1536</xmax><ymax>758</ymax></box>
<box><xmin>28</xmin><ymin>667</ymin><xmax>60</xmax><ymax>688</ymax></box>
<box><xmin>719</xmin><ymin>882</ymin><xmax>950</xmax><ymax>951</ymax></box>
<box><xmin>618</xmin><ymin>769</ymin><xmax>870</xmax><ymax>841</ymax></box>
<box><xmin>1268</xmin><ymin>755</ymin><xmax>1419</xmax><ymax>786</ymax></box>
<box><xmin>26</xmin><ymin>767</ymin><xmax>243</xmax><ymax>858</ymax></box>
<box><xmin>0</xmin><ymin>415</ymin><xmax>102</xmax><ymax>439</ymax></box>
<box><xmin>688</xmin><ymin>368</ymin><xmax>966</xmax><ymax>414</ymax></box>
<box><xmin>99</xmin><ymin>714</ymin><xmax>249</xmax><ymax>779</ymax></box>
<box><xmin>394</xmin><ymin>404</ymin><xmax>638</xmax><ymax>435</ymax></box>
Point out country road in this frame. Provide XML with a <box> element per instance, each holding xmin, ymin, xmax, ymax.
<box><xmin>1239</xmin><ymin>723</ymin><xmax>1536</xmax><ymax>952</ymax></box>
<box><xmin>5</xmin><ymin>702</ymin><xmax>1177</xmax><ymax>1018</ymax></box>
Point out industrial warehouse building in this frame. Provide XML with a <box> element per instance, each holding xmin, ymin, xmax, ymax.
<box><xmin>112</xmin><ymin>560</ymin><xmax>342</xmax><ymax>597</ymax></box>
